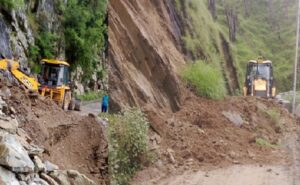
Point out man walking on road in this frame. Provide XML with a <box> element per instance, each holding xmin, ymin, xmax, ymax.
<box><xmin>101</xmin><ymin>94</ymin><xmax>109</xmax><ymax>113</ymax></box>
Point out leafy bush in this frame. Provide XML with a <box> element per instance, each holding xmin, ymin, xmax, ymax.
<box><xmin>36</xmin><ymin>32</ymin><xmax>58</xmax><ymax>59</ymax></box>
<box><xmin>64</xmin><ymin>0</ymin><xmax>107</xmax><ymax>80</ymax></box>
<box><xmin>0</xmin><ymin>0</ymin><xmax>24</xmax><ymax>10</ymax></box>
<box><xmin>109</xmin><ymin>108</ymin><xmax>149</xmax><ymax>185</ymax></box>
<box><xmin>28</xmin><ymin>32</ymin><xmax>58</xmax><ymax>74</ymax></box>
<box><xmin>181</xmin><ymin>61</ymin><xmax>227</xmax><ymax>100</ymax></box>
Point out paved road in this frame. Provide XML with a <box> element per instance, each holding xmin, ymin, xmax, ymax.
<box><xmin>80</xmin><ymin>101</ymin><xmax>102</xmax><ymax>116</ymax></box>
<box><xmin>131</xmin><ymin>133</ymin><xmax>300</xmax><ymax>185</ymax></box>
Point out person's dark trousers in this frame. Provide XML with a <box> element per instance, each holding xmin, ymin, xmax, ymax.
<box><xmin>102</xmin><ymin>104</ymin><xmax>108</xmax><ymax>112</ymax></box>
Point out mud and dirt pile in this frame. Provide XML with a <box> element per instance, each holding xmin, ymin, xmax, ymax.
<box><xmin>108</xmin><ymin>0</ymin><xmax>186</xmax><ymax>112</ymax></box>
<box><xmin>144</xmin><ymin>94</ymin><xmax>298</xmax><ymax>171</ymax></box>
<box><xmin>0</xmin><ymin>79</ymin><xmax>108</xmax><ymax>185</ymax></box>
<box><xmin>130</xmin><ymin>94</ymin><xmax>299</xmax><ymax>184</ymax></box>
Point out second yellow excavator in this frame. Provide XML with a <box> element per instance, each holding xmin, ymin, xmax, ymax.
<box><xmin>243</xmin><ymin>57</ymin><xmax>276</xmax><ymax>98</ymax></box>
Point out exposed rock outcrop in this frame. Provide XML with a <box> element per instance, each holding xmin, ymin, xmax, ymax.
<box><xmin>0</xmin><ymin>80</ymin><xmax>103</xmax><ymax>185</ymax></box>
<box><xmin>108</xmin><ymin>0</ymin><xmax>185</xmax><ymax>112</ymax></box>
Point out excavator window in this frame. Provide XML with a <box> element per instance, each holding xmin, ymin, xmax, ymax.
<box><xmin>248</xmin><ymin>63</ymin><xmax>271</xmax><ymax>80</ymax></box>
<box><xmin>40</xmin><ymin>64</ymin><xmax>60</xmax><ymax>86</ymax></box>
<box><xmin>40</xmin><ymin>63</ymin><xmax>70</xmax><ymax>87</ymax></box>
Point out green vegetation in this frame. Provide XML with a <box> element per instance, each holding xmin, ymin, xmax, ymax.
<box><xmin>109</xmin><ymin>108</ymin><xmax>149</xmax><ymax>185</ymax></box>
<box><xmin>176</xmin><ymin>0</ymin><xmax>299</xmax><ymax>92</ymax></box>
<box><xmin>76</xmin><ymin>91</ymin><xmax>103</xmax><ymax>101</ymax></box>
<box><xmin>27</xmin><ymin>0</ymin><xmax>108</xmax><ymax>83</ymax></box>
<box><xmin>175</xmin><ymin>0</ymin><xmax>222</xmax><ymax>63</ymax></box>
<box><xmin>64</xmin><ymin>0</ymin><xmax>107</xmax><ymax>80</ymax></box>
<box><xmin>217</xmin><ymin>0</ymin><xmax>298</xmax><ymax>91</ymax></box>
<box><xmin>262</xmin><ymin>107</ymin><xmax>283</xmax><ymax>132</ymax></box>
<box><xmin>255</xmin><ymin>138</ymin><xmax>278</xmax><ymax>148</ymax></box>
<box><xmin>181</xmin><ymin>61</ymin><xmax>227</xmax><ymax>100</ymax></box>
<box><xmin>263</xmin><ymin>108</ymin><xmax>280</xmax><ymax>125</ymax></box>
<box><xmin>0</xmin><ymin>0</ymin><xmax>24</xmax><ymax>10</ymax></box>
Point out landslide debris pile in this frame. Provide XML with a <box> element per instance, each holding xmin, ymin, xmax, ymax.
<box><xmin>146</xmin><ymin>94</ymin><xmax>298</xmax><ymax>172</ymax></box>
<box><xmin>0</xmin><ymin>79</ymin><xmax>108</xmax><ymax>185</ymax></box>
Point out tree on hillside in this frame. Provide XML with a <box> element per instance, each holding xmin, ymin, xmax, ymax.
<box><xmin>243</xmin><ymin>0</ymin><xmax>250</xmax><ymax>16</ymax></box>
<box><xmin>64</xmin><ymin>0</ymin><xmax>107</xmax><ymax>80</ymax></box>
<box><xmin>223</xmin><ymin>1</ymin><xmax>239</xmax><ymax>42</ymax></box>
<box><xmin>0</xmin><ymin>0</ymin><xmax>23</xmax><ymax>11</ymax></box>
<box><xmin>208</xmin><ymin>0</ymin><xmax>216</xmax><ymax>19</ymax></box>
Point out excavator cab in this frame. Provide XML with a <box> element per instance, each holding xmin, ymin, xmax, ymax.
<box><xmin>39</xmin><ymin>59</ymin><xmax>74</xmax><ymax>109</ymax></box>
<box><xmin>39</xmin><ymin>59</ymin><xmax>70</xmax><ymax>87</ymax></box>
<box><xmin>243</xmin><ymin>59</ymin><xmax>276</xmax><ymax>98</ymax></box>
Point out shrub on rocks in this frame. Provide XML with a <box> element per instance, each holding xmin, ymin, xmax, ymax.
<box><xmin>108</xmin><ymin>108</ymin><xmax>149</xmax><ymax>185</ymax></box>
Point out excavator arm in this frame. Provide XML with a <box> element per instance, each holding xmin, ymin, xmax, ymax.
<box><xmin>0</xmin><ymin>59</ymin><xmax>39</xmax><ymax>91</ymax></box>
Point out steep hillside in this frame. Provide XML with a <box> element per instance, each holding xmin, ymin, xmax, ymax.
<box><xmin>108</xmin><ymin>0</ymin><xmax>186</xmax><ymax>112</ymax></box>
<box><xmin>179</xmin><ymin>0</ymin><xmax>298</xmax><ymax>91</ymax></box>
<box><xmin>109</xmin><ymin>0</ymin><xmax>300</xmax><ymax>111</ymax></box>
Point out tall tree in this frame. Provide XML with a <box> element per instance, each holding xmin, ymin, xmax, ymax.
<box><xmin>208</xmin><ymin>0</ymin><xmax>217</xmax><ymax>19</ymax></box>
<box><xmin>64</xmin><ymin>0</ymin><xmax>107</xmax><ymax>80</ymax></box>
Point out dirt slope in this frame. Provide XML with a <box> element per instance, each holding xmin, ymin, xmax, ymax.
<box><xmin>130</xmin><ymin>94</ymin><xmax>299</xmax><ymax>184</ymax></box>
<box><xmin>108</xmin><ymin>0</ymin><xmax>186</xmax><ymax>112</ymax></box>
<box><xmin>147</xmin><ymin>95</ymin><xmax>295</xmax><ymax>167</ymax></box>
<box><xmin>1</xmin><ymin>81</ymin><xmax>108</xmax><ymax>185</ymax></box>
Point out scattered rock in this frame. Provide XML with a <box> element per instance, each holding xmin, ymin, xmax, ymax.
<box><xmin>40</xmin><ymin>173</ymin><xmax>59</xmax><ymax>185</ymax></box>
<box><xmin>0</xmin><ymin>132</ymin><xmax>35</xmax><ymax>173</ymax></box>
<box><xmin>222</xmin><ymin>111</ymin><xmax>244</xmax><ymax>127</ymax></box>
<box><xmin>49</xmin><ymin>170</ymin><xmax>96</xmax><ymax>185</ymax></box>
<box><xmin>197</xmin><ymin>128</ymin><xmax>205</xmax><ymax>134</ymax></box>
<box><xmin>0</xmin><ymin>117</ymin><xmax>19</xmax><ymax>133</ymax></box>
<box><xmin>33</xmin><ymin>156</ymin><xmax>46</xmax><ymax>172</ymax></box>
<box><xmin>28</xmin><ymin>177</ymin><xmax>49</xmax><ymax>185</ymax></box>
<box><xmin>0</xmin><ymin>166</ymin><xmax>20</xmax><ymax>185</ymax></box>
<box><xmin>166</xmin><ymin>148</ymin><xmax>176</xmax><ymax>164</ymax></box>
<box><xmin>44</xmin><ymin>161</ymin><xmax>59</xmax><ymax>172</ymax></box>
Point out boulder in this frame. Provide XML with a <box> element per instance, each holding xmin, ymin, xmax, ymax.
<box><xmin>33</xmin><ymin>156</ymin><xmax>46</xmax><ymax>172</ymax></box>
<box><xmin>44</xmin><ymin>161</ymin><xmax>59</xmax><ymax>172</ymax></box>
<box><xmin>40</xmin><ymin>173</ymin><xmax>59</xmax><ymax>185</ymax></box>
<box><xmin>0</xmin><ymin>132</ymin><xmax>34</xmax><ymax>173</ymax></box>
<box><xmin>28</xmin><ymin>178</ymin><xmax>49</xmax><ymax>185</ymax></box>
<box><xmin>222</xmin><ymin>111</ymin><xmax>244</xmax><ymax>127</ymax></box>
<box><xmin>49</xmin><ymin>170</ymin><xmax>96</xmax><ymax>185</ymax></box>
<box><xmin>0</xmin><ymin>166</ymin><xmax>20</xmax><ymax>185</ymax></box>
<box><xmin>0</xmin><ymin>117</ymin><xmax>19</xmax><ymax>134</ymax></box>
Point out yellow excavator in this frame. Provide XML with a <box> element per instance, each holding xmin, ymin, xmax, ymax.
<box><xmin>243</xmin><ymin>58</ymin><xmax>276</xmax><ymax>98</ymax></box>
<box><xmin>0</xmin><ymin>59</ymin><xmax>80</xmax><ymax>110</ymax></box>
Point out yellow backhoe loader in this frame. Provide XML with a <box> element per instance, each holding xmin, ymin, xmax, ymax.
<box><xmin>0</xmin><ymin>59</ymin><xmax>80</xmax><ymax>110</ymax></box>
<box><xmin>243</xmin><ymin>58</ymin><xmax>276</xmax><ymax>98</ymax></box>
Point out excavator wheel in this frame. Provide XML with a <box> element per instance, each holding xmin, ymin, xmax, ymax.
<box><xmin>74</xmin><ymin>99</ymin><xmax>81</xmax><ymax>111</ymax></box>
<box><xmin>63</xmin><ymin>91</ymin><xmax>72</xmax><ymax>110</ymax></box>
<box><xmin>68</xmin><ymin>98</ymin><xmax>76</xmax><ymax>110</ymax></box>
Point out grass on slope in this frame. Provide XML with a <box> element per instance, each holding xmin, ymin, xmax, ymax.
<box><xmin>215</xmin><ymin>0</ymin><xmax>298</xmax><ymax>92</ymax></box>
<box><xmin>181</xmin><ymin>61</ymin><xmax>227</xmax><ymax>100</ymax></box>
<box><xmin>176</xmin><ymin>0</ymin><xmax>299</xmax><ymax>92</ymax></box>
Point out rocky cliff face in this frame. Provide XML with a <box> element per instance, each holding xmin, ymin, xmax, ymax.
<box><xmin>0</xmin><ymin>0</ymin><xmax>62</xmax><ymax>67</ymax></box>
<box><xmin>108</xmin><ymin>0</ymin><xmax>186</xmax><ymax>112</ymax></box>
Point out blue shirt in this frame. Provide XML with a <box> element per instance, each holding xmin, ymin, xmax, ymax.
<box><xmin>102</xmin><ymin>95</ymin><xmax>109</xmax><ymax>106</ymax></box>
